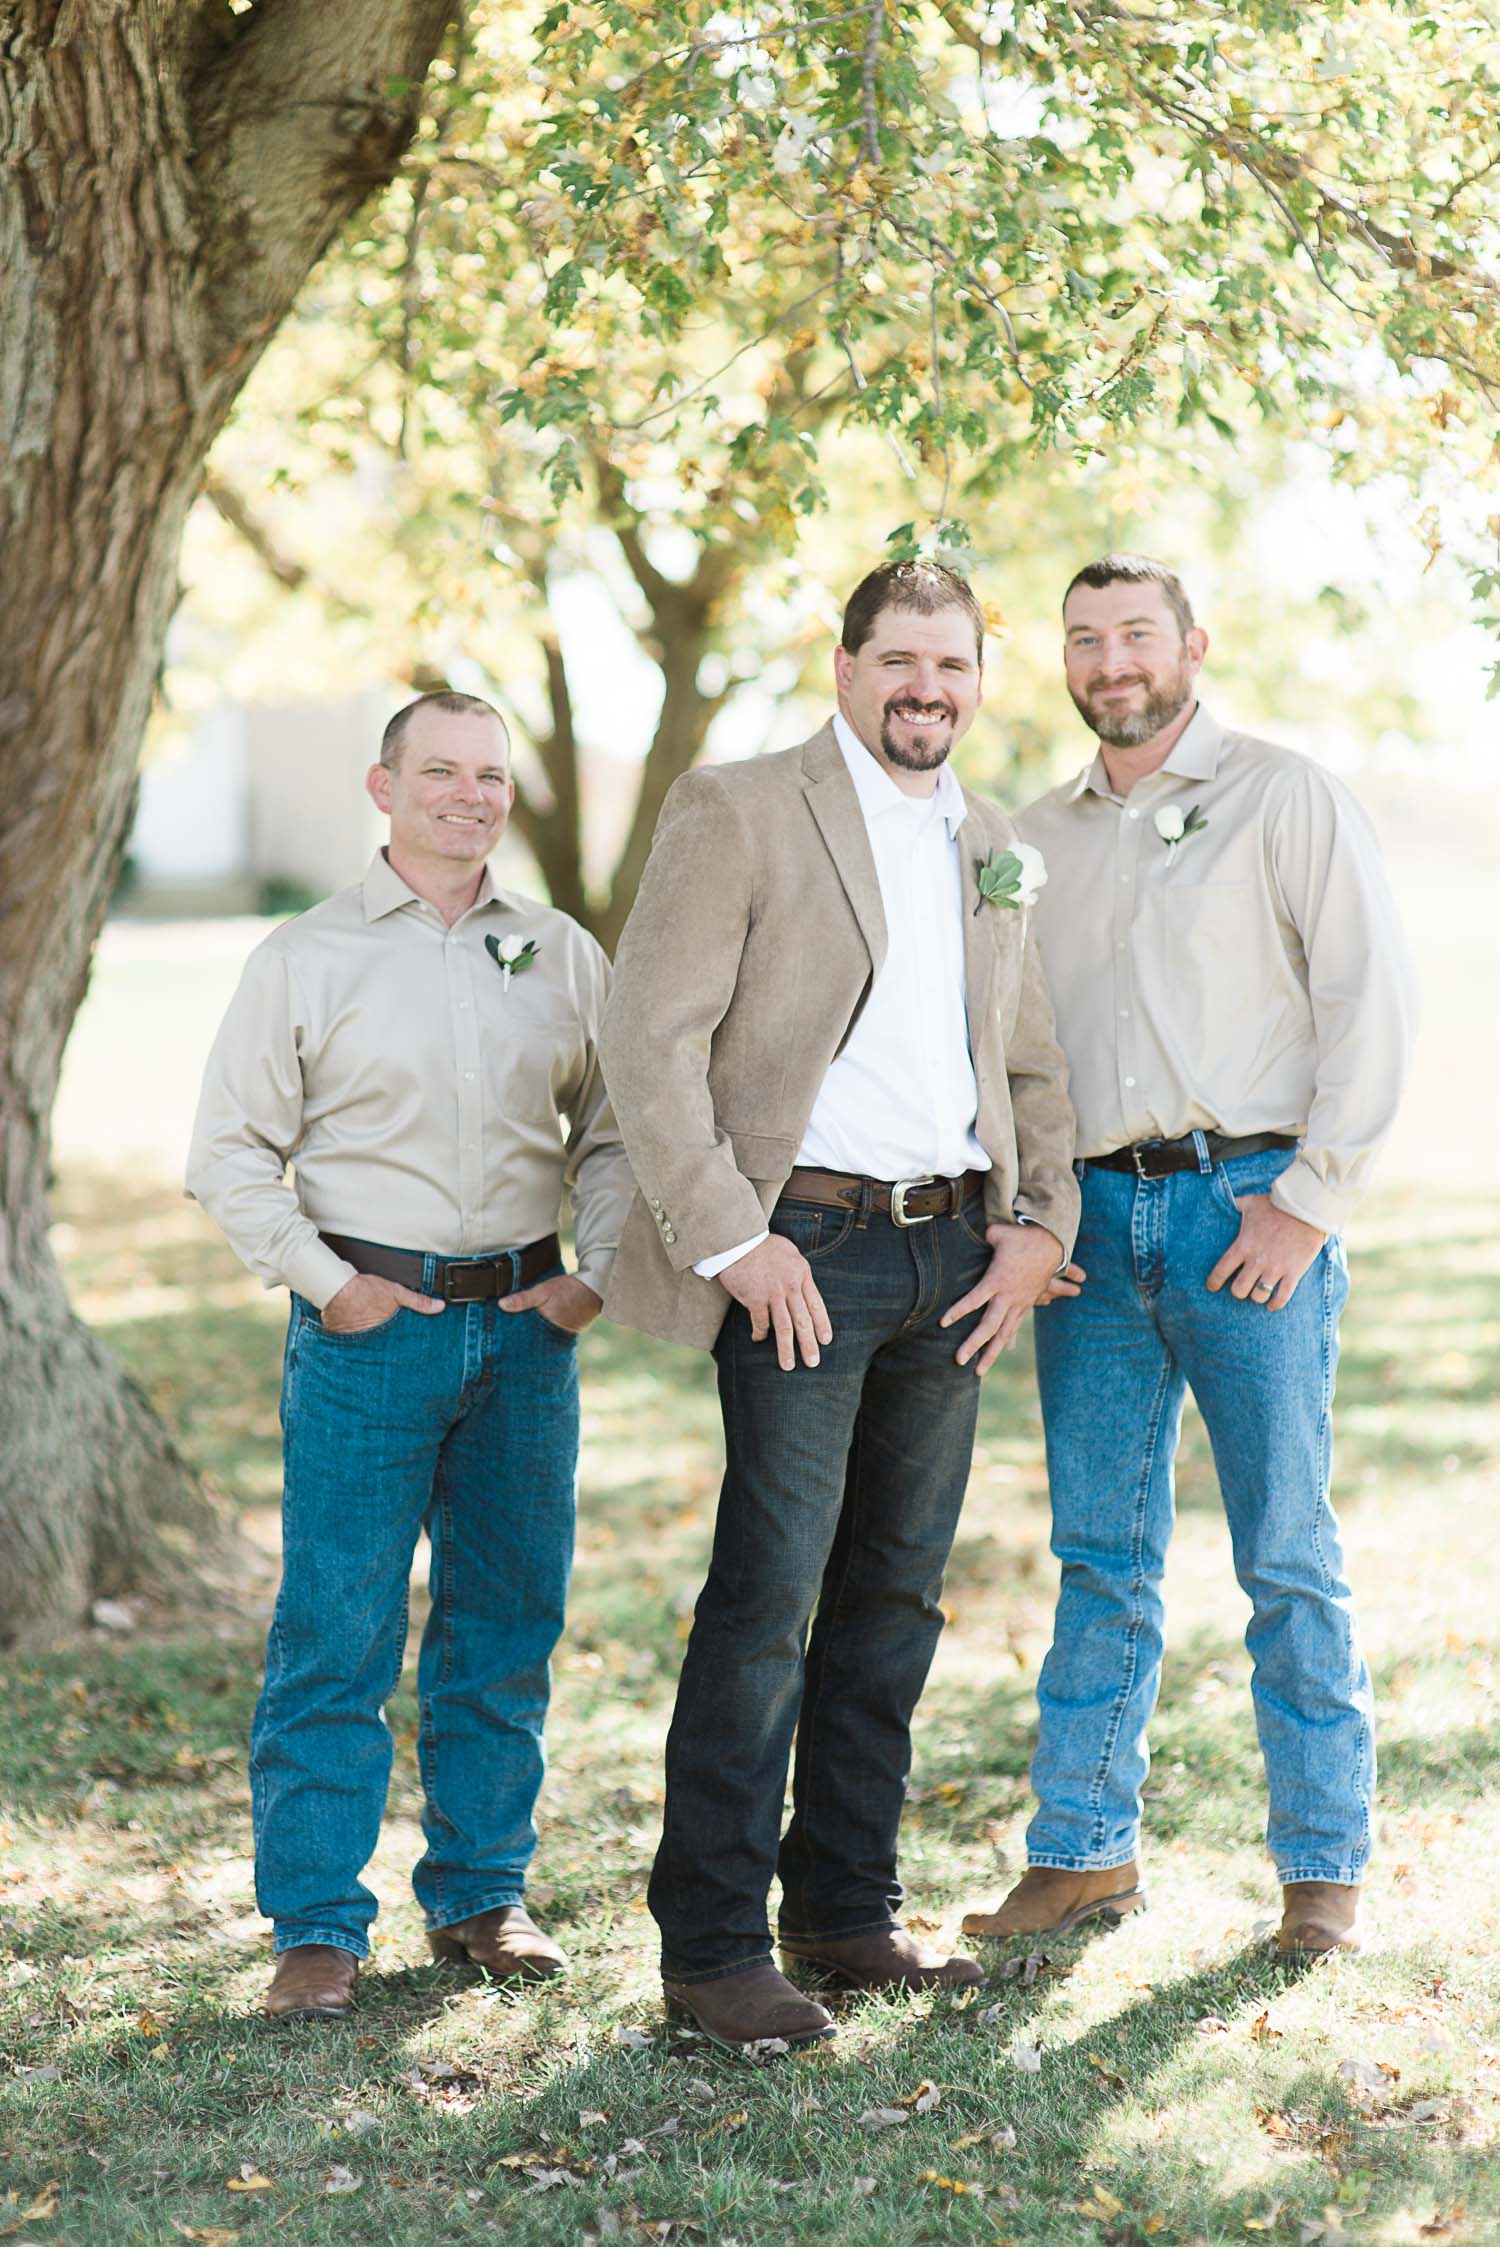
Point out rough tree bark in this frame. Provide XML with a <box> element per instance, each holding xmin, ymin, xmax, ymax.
<box><xmin>0</xmin><ymin>0</ymin><xmax>456</xmax><ymax>1641</ymax></box>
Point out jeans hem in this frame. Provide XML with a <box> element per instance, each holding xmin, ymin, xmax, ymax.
<box><xmin>425</xmin><ymin>1886</ymin><xmax>529</xmax><ymax>1932</ymax></box>
<box><xmin>272</xmin><ymin>1930</ymin><xmax>369</xmax><ymax>1960</ymax></box>
<box><xmin>659</xmin><ymin>1950</ymin><xmax>774</xmax><ymax>1986</ymax></box>
<box><xmin>1276</xmin><ymin>1866</ymin><xmax>1365</xmax><ymax>1886</ymax></box>
<box><xmin>776</xmin><ymin>1914</ymin><xmax>900</xmax><ymax>1944</ymax></box>
<box><xmin>1025</xmin><ymin>1849</ymin><xmax>1138</xmax><ymax>1874</ymax></box>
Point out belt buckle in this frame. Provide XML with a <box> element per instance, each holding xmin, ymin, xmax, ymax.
<box><xmin>441</xmin><ymin>1256</ymin><xmax>501</xmax><ymax>1304</ymax></box>
<box><xmin>890</xmin><ymin>1175</ymin><xmax>936</xmax><ymax>1228</ymax></box>
<box><xmin>1131</xmin><ymin>1142</ymin><xmax>1162</xmax><ymax>1181</ymax></box>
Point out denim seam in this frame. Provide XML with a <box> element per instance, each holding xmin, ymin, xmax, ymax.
<box><xmin>1084</xmin><ymin>1340</ymin><xmax>1175</xmax><ymax>1859</ymax></box>
<box><xmin>426</xmin><ymin>1885</ymin><xmax>529</xmax><ymax>1931</ymax></box>
<box><xmin>777</xmin><ymin>1914</ymin><xmax>900</xmax><ymax>1944</ymax></box>
<box><xmin>1025</xmin><ymin>1850</ymin><xmax>1139</xmax><ymax>1875</ymax></box>
<box><xmin>272</xmin><ymin>1930</ymin><xmax>369</xmax><ymax>1959</ymax></box>
<box><xmin>661</xmin><ymin>1950</ymin><xmax>775</xmax><ymax>1986</ymax></box>
<box><xmin>784</xmin><ymin>1397</ymin><xmax>868</xmax><ymax>1927</ymax></box>
<box><xmin>417</xmin><ymin>1455</ymin><xmax>456</xmax><ymax>1917</ymax></box>
<box><xmin>1277</xmin><ymin>1866</ymin><xmax>1363</xmax><ymax>1886</ymax></box>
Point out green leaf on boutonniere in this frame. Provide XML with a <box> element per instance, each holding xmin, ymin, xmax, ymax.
<box><xmin>973</xmin><ymin>842</ymin><xmax>1047</xmax><ymax>915</ymax></box>
<box><xmin>484</xmin><ymin>933</ymin><xmax>540</xmax><ymax>986</ymax></box>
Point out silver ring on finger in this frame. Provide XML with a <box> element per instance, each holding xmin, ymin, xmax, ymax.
<box><xmin>1252</xmin><ymin>1280</ymin><xmax>1273</xmax><ymax>1299</ymax></box>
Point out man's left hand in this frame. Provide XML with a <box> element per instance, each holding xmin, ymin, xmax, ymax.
<box><xmin>499</xmin><ymin>1274</ymin><xmax>603</xmax><ymax>1334</ymax></box>
<box><xmin>1205</xmin><ymin>1194</ymin><xmax>1326</xmax><ymax>1311</ymax></box>
<box><xmin>940</xmin><ymin>1222</ymin><xmax>1065</xmax><ymax>1374</ymax></box>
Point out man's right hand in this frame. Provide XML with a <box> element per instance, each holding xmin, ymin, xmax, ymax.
<box><xmin>320</xmin><ymin>1273</ymin><xmax>445</xmax><ymax>1332</ymax></box>
<box><xmin>718</xmin><ymin>1236</ymin><xmax>833</xmax><ymax>1371</ymax></box>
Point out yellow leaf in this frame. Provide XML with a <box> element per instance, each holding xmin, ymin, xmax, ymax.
<box><xmin>136</xmin><ymin>2010</ymin><xmax>164</xmax><ymax>2039</ymax></box>
<box><xmin>1091</xmin><ymin>2187</ymin><xmax>1123</xmax><ymax>2215</ymax></box>
<box><xmin>1144</xmin><ymin>2220</ymin><xmax>1167</xmax><ymax>2237</ymax></box>
<box><xmin>16</xmin><ymin>2184</ymin><xmax>60</xmax><ymax>2222</ymax></box>
<box><xmin>225</xmin><ymin>2173</ymin><xmax>274</xmax><ymax>2194</ymax></box>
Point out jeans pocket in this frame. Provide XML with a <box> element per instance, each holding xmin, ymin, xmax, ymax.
<box><xmin>954</xmin><ymin>1197</ymin><xmax>993</xmax><ymax>1249</ymax></box>
<box><xmin>1212</xmin><ymin>1148</ymin><xmax>1297</xmax><ymax>1225</ymax></box>
<box><xmin>303</xmin><ymin>1306</ymin><xmax>403</xmax><ymax>1342</ymax></box>
<box><xmin>771</xmin><ymin>1200</ymin><xmax>854</xmax><ymax>1262</ymax></box>
<box><xmin>533</xmin><ymin>1308</ymin><xmax>579</xmax><ymax>1345</ymax></box>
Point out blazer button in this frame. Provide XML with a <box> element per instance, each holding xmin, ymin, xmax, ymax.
<box><xmin>650</xmin><ymin>1197</ymin><xmax>663</xmax><ymax>1210</ymax></box>
<box><xmin>663</xmin><ymin>1228</ymin><xmax>677</xmax><ymax>1244</ymax></box>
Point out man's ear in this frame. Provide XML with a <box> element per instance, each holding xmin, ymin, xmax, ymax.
<box><xmin>366</xmin><ymin>761</ymin><xmax>392</xmax><ymax>815</ymax></box>
<box><xmin>1185</xmin><ymin>626</ymin><xmax>1209</xmax><ymax>676</ymax></box>
<box><xmin>832</xmin><ymin>643</ymin><xmax>854</xmax><ymax>701</ymax></box>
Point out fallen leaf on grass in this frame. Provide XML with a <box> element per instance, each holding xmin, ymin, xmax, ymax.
<box><xmin>900</xmin><ymin>2080</ymin><xmax>941</xmax><ymax>2112</ymax></box>
<box><xmin>1196</xmin><ymin>2014</ymin><xmax>1232</xmax><ymax>2036</ymax></box>
<box><xmin>851</xmin><ymin>2178</ymin><xmax>876</xmax><ymax>2197</ymax></box>
<box><xmin>1419</xmin><ymin>2210</ymin><xmax>1468</xmax><ymax>2240</ymax></box>
<box><xmin>1009</xmin><ymin>2041</ymin><xmax>1043</xmax><ymax>2073</ymax></box>
<box><xmin>1143</xmin><ymin>2219</ymin><xmax>1166</xmax><ymax>2237</ymax></box>
<box><xmin>1335</xmin><ymin>2057</ymin><xmax>1397</xmax><ymax>2099</ymax></box>
<box><xmin>698</xmin><ymin>2111</ymin><xmax>747</xmax><ymax>2139</ymax></box>
<box><xmin>744</xmin><ymin>2037</ymin><xmax>789</xmax><ymax>2060</ymax></box>
<box><xmin>323</xmin><ymin>2167</ymin><xmax>360</xmax><ymax>2196</ymax></box>
<box><xmin>13</xmin><ymin>2066</ymin><xmax>60</xmax><ymax>2084</ymax></box>
<box><xmin>859</xmin><ymin>2107</ymin><xmax>910</xmax><ymax>2132</ymax></box>
<box><xmin>1249</xmin><ymin>2012</ymin><xmax>1282</xmax><ymax>2044</ymax></box>
<box><xmin>172</xmin><ymin>2228</ymin><xmax>239</xmax><ymax>2246</ymax></box>
<box><xmin>2</xmin><ymin>2186</ymin><xmax>59</xmax><ymax>2226</ymax></box>
<box><xmin>224</xmin><ymin>2169</ymin><xmax>273</xmax><ymax>2194</ymax></box>
<box><xmin>525</xmin><ymin>2170</ymin><xmax>577</xmax><ymax>2194</ymax></box>
<box><xmin>136</xmin><ymin>2011</ymin><xmax>164</xmax><ymax>2040</ymax></box>
<box><xmin>951</xmin><ymin>2125</ymin><xmax>1016</xmax><ymax>2152</ymax></box>
<box><xmin>917</xmin><ymin>2170</ymin><xmax>980</xmax><ymax>2195</ymax></box>
<box><xmin>1076</xmin><ymin>2184</ymin><xmax>1123</xmax><ymax>2219</ymax></box>
<box><xmin>579</xmin><ymin>2111</ymin><xmax>610</xmax><ymax>2128</ymax></box>
<box><xmin>614</xmin><ymin>2025</ymin><xmax>653</xmax><ymax>2050</ymax></box>
<box><xmin>1088</xmin><ymin>2052</ymin><xmax>1128</xmax><ymax>2091</ymax></box>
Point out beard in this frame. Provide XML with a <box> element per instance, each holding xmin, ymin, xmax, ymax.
<box><xmin>880</xmin><ymin>697</ymin><xmax>957</xmax><ymax>771</ymax></box>
<box><xmin>1070</xmin><ymin>655</ymin><xmax>1194</xmax><ymax>747</ymax></box>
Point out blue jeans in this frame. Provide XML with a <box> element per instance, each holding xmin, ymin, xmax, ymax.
<box><xmin>650</xmin><ymin>1196</ymin><xmax>993</xmax><ymax>1981</ymax></box>
<box><xmin>1028</xmin><ymin>1145</ymin><xmax>1371</xmax><ymax>1885</ymax></box>
<box><xmin>250</xmin><ymin>1258</ymin><xmax>579</xmax><ymax>1957</ymax></box>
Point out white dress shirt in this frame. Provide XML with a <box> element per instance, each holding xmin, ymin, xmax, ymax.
<box><xmin>695</xmin><ymin>713</ymin><xmax>987</xmax><ymax>1278</ymax></box>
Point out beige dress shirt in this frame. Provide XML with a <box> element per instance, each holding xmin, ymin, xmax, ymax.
<box><xmin>186</xmin><ymin>851</ymin><xmax>632</xmax><ymax>1308</ymax></box>
<box><xmin>1019</xmin><ymin>706</ymin><xmax>1417</xmax><ymax>1235</ymax></box>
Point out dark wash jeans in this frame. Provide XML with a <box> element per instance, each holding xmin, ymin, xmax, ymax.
<box><xmin>649</xmin><ymin>1193</ymin><xmax>993</xmax><ymax>1982</ymax></box>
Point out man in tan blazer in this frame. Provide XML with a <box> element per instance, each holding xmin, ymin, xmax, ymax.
<box><xmin>601</xmin><ymin>560</ymin><xmax>1080</xmax><ymax>2048</ymax></box>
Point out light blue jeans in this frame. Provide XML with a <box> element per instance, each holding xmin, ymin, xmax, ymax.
<box><xmin>1028</xmin><ymin>1145</ymin><xmax>1371</xmax><ymax>1885</ymax></box>
<box><xmin>250</xmin><ymin>1260</ymin><xmax>579</xmax><ymax>1957</ymax></box>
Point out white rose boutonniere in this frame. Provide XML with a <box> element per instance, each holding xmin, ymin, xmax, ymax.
<box><xmin>974</xmin><ymin>842</ymin><xmax>1048</xmax><ymax>914</ymax></box>
<box><xmin>484</xmin><ymin>931</ymin><xmax>540</xmax><ymax>989</ymax></box>
<box><xmin>1154</xmin><ymin>802</ymin><xmax>1208</xmax><ymax>849</ymax></box>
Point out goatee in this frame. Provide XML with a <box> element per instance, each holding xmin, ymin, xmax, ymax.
<box><xmin>1071</xmin><ymin>659</ymin><xmax>1193</xmax><ymax>748</ymax></box>
<box><xmin>880</xmin><ymin>702</ymin><xmax>956</xmax><ymax>771</ymax></box>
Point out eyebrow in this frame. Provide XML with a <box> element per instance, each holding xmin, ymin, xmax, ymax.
<box><xmin>1066</xmin><ymin>615</ymin><xmax>1161</xmax><ymax>634</ymax></box>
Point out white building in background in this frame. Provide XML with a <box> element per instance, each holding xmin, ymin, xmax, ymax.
<box><xmin>126</xmin><ymin>692</ymin><xmax>392</xmax><ymax>914</ymax></box>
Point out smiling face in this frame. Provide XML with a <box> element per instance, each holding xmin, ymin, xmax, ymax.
<box><xmin>1063</xmin><ymin>578</ymin><xmax>1207</xmax><ymax>748</ymax></box>
<box><xmin>833</xmin><ymin>605</ymin><xmax>983</xmax><ymax>784</ymax></box>
<box><xmin>366</xmin><ymin>705</ymin><xmax>514</xmax><ymax>878</ymax></box>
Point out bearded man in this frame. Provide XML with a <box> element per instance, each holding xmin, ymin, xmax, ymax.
<box><xmin>963</xmin><ymin>555</ymin><xmax>1416</xmax><ymax>1958</ymax></box>
<box><xmin>600</xmin><ymin>560</ymin><xmax>1079</xmax><ymax>2047</ymax></box>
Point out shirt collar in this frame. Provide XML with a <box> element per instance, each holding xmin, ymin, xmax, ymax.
<box><xmin>832</xmin><ymin>711</ymin><xmax>966</xmax><ymax>837</ymax></box>
<box><xmin>361</xmin><ymin>847</ymin><xmax>499</xmax><ymax>923</ymax></box>
<box><xmin>1070</xmin><ymin>702</ymin><xmax>1227</xmax><ymax>804</ymax></box>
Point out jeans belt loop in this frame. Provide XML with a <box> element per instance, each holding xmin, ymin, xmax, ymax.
<box><xmin>1191</xmin><ymin>1128</ymin><xmax>1212</xmax><ymax>1175</ymax></box>
<box><xmin>855</xmin><ymin>1175</ymin><xmax>874</xmax><ymax>1230</ymax></box>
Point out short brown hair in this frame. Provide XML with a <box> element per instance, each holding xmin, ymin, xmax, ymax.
<box><xmin>380</xmin><ymin>691</ymin><xmax>509</xmax><ymax>769</ymax></box>
<box><xmin>841</xmin><ymin>559</ymin><xmax>986</xmax><ymax>664</ymax></box>
<box><xmin>1063</xmin><ymin>555</ymin><xmax>1195</xmax><ymax>638</ymax></box>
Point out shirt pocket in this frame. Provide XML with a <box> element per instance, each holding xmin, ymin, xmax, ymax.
<box><xmin>1161</xmin><ymin>882</ymin><xmax>1257</xmax><ymax>1068</ymax></box>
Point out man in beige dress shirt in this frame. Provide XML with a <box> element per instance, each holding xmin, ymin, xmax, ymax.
<box><xmin>188</xmin><ymin>691</ymin><xmax>630</xmax><ymax>2019</ymax></box>
<box><xmin>962</xmin><ymin>555</ymin><xmax>1416</xmax><ymax>1958</ymax></box>
<box><xmin>602</xmin><ymin>560</ymin><xmax>1079</xmax><ymax>2048</ymax></box>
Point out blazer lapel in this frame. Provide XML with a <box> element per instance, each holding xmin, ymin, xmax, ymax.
<box><xmin>801</xmin><ymin>724</ymin><xmax>887</xmax><ymax>981</ymax></box>
<box><xmin>957</xmin><ymin>805</ymin><xmax>1000</xmax><ymax>1060</ymax></box>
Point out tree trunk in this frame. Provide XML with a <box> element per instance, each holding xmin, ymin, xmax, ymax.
<box><xmin>0</xmin><ymin>0</ymin><xmax>456</xmax><ymax>1641</ymax></box>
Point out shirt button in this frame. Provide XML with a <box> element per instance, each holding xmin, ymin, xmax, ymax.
<box><xmin>1116</xmin><ymin>941</ymin><xmax>1125</xmax><ymax>951</ymax></box>
<box><xmin>1128</xmin><ymin>808</ymin><xmax>1140</xmax><ymax>819</ymax></box>
<box><xmin>464</xmin><ymin>1071</ymin><xmax>476</xmax><ymax>1081</ymax></box>
<box><xmin>458</xmin><ymin>1000</ymin><xmax>469</xmax><ymax>1010</ymax></box>
<box><xmin>1125</xmin><ymin>1075</ymin><xmax>1137</xmax><ymax>1087</ymax></box>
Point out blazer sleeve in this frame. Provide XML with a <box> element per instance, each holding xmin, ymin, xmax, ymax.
<box><xmin>599</xmin><ymin>768</ymin><xmax>770</xmax><ymax>1267</ymax></box>
<box><xmin>1006</xmin><ymin>913</ymin><xmax>1082</xmax><ymax>1260</ymax></box>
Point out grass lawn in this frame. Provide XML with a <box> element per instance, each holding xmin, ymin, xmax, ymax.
<box><xmin>3</xmin><ymin>1161</ymin><xmax>1499</xmax><ymax>2247</ymax></box>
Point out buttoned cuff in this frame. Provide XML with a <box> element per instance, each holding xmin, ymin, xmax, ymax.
<box><xmin>281</xmin><ymin>1237</ymin><xmax>360</xmax><ymax>1310</ymax></box>
<box><xmin>693</xmin><ymin>1231</ymin><xmax>770</xmax><ymax>1282</ymax></box>
<box><xmin>1269</xmin><ymin>1162</ymin><xmax>1343</xmax><ymax>1238</ymax></box>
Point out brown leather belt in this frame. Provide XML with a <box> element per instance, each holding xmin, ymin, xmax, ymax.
<box><xmin>320</xmin><ymin>1231</ymin><xmax>561</xmax><ymax>1303</ymax></box>
<box><xmin>778</xmin><ymin>1167</ymin><xmax>987</xmax><ymax>1228</ymax></box>
<box><xmin>1085</xmin><ymin>1131</ymin><xmax>1297</xmax><ymax>1182</ymax></box>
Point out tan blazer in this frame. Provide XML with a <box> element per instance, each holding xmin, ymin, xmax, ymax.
<box><xmin>600</xmin><ymin>721</ymin><xmax>1080</xmax><ymax>1349</ymax></box>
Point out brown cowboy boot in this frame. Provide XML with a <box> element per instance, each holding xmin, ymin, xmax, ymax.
<box><xmin>1276</xmin><ymin>1881</ymin><xmax>1361</xmax><ymax>1956</ymax></box>
<box><xmin>962</xmin><ymin>1861</ymin><xmax>1145</xmax><ymax>1940</ymax></box>
<box><xmin>429</xmin><ymin>1904</ymin><xmax>569</xmax><ymax>1981</ymax></box>
<box><xmin>779</xmin><ymin>1922</ymin><xmax>982</xmax><ymax>1990</ymax></box>
<box><xmin>263</xmin><ymin>1944</ymin><xmax>359</xmax><ymax>2020</ymax></box>
<box><xmin>662</xmin><ymin>1960</ymin><xmax>837</xmax><ymax>2050</ymax></box>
